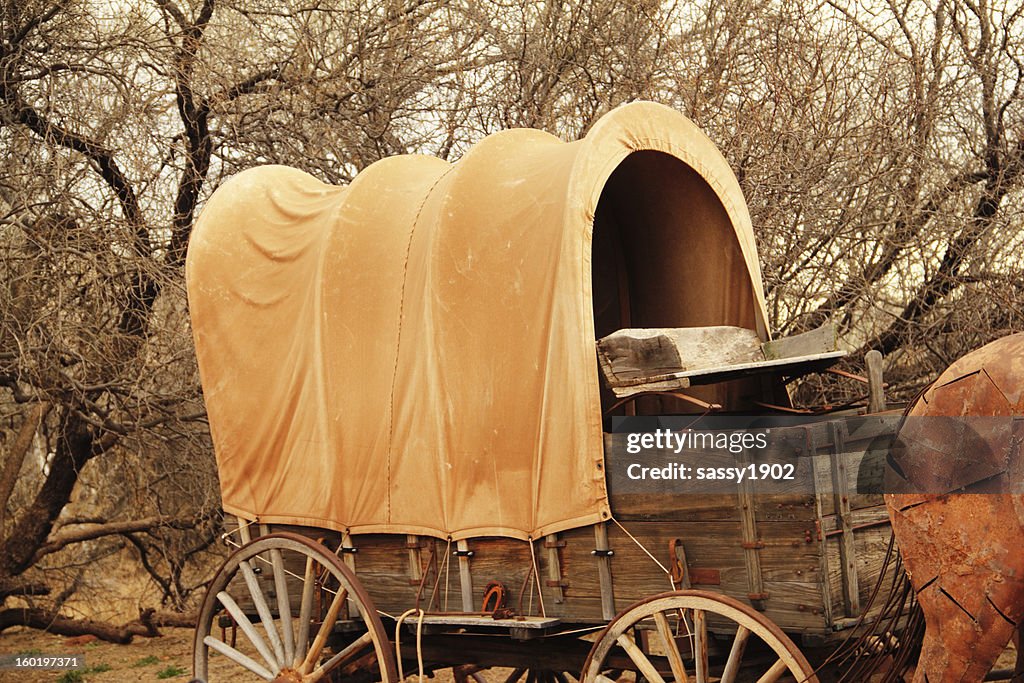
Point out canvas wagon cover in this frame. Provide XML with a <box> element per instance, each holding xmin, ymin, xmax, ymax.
<box><xmin>186</xmin><ymin>101</ymin><xmax>769</xmax><ymax>541</ymax></box>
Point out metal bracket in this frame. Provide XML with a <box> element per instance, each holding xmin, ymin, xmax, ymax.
<box><xmin>452</xmin><ymin>549</ymin><xmax>475</xmax><ymax>558</ymax></box>
<box><xmin>591</xmin><ymin>549</ymin><xmax>615</xmax><ymax>557</ymax></box>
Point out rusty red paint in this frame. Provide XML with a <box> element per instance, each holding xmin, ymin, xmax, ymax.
<box><xmin>886</xmin><ymin>332</ymin><xmax>1024</xmax><ymax>682</ymax></box>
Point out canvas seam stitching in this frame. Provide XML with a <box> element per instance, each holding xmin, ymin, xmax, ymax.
<box><xmin>387</xmin><ymin>164</ymin><xmax>455</xmax><ymax>527</ymax></box>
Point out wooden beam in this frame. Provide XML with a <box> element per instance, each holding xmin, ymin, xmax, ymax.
<box><xmin>829</xmin><ymin>421</ymin><xmax>860</xmax><ymax>617</ymax></box>
<box><xmin>736</xmin><ymin>450</ymin><xmax>767</xmax><ymax>611</ymax></box>
<box><xmin>544</xmin><ymin>534</ymin><xmax>566</xmax><ymax>604</ymax></box>
<box><xmin>593</xmin><ymin>523</ymin><xmax>616</xmax><ymax>620</ymax></box>
<box><xmin>761</xmin><ymin>324</ymin><xmax>837</xmax><ymax>360</ymax></box>
<box><xmin>407</xmin><ymin>534</ymin><xmax>423</xmax><ymax>585</ymax></box>
<box><xmin>456</xmin><ymin>539</ymin><xmax>474</xmax><ymax>612</ymax></box>
<box><xmin>865</xmin><ymin>350</ymin><xmax>886</xmax><ymax>413</ymax></box>
<box><xmin>342</xmin><ymin>531</ymin><xmax>360</xmax><ymax>617</ymax></box>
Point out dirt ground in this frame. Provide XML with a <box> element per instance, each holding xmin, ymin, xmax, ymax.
<box><xmin>0</xmin><ymin>626</ymin><xmax>199</xmax><ymax>683</ymax></box>
<box><xmin>0</xmin><ymin>625</ymin><xmax>1018</xmax><ymax>682</ymax></box>
<box><xmin>0</xmin><ymin>626</ymin><xmax>476</xmax><ymax>683</ymax></box>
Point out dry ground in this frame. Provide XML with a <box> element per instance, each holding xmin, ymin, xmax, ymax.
<box><xmin>1</xmin><ymin>625</ymin><xmax>1020</xmax><ymax>682</ymax></box>
<box><xmin>1</xmin><ymin>626</ymin><xmax>198</xmax><ymax>683</ymax></box>
<box><xmin>0</xmin><ymin>626</ymin><xmax>479</xmax><ymax>683</ymax></box>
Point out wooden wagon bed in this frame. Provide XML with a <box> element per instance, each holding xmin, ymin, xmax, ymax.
<box><xmin>226</xmin><ymin>414</ymin><xmax>897</xmax><ymax>645</ymax></box>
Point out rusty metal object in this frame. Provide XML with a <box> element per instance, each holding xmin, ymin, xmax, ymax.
<box><xmin>482</xmin><ymin>581</ymin><xmax>508</xmax><ymax>613</ymax></box>
<box><xmin>886</xmin><ymin>332</ymin><xmax>1024</xmax><ymax>682</ymax></box>
<box><xmin>603</xmin><ymin>390</ymin><xmax>723</xmax><ymax>416</ymax></box>
<box><xmin>668</xmin><ymin>538</ymin><xmax>689</xmax><ymax>589</ymax></box>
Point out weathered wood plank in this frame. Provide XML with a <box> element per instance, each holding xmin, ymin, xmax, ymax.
<box><xmin>829</xmin><ymin>422</ymin><xmax>860</xmax><ymax>617</ymax></box>
<box><xmin>457</xmin><ymin>539</ymin><xmax>474</xmax><ymax>612</ymax></box>
<box><xmin>596</xmin><ymin>325</ymin><xmax>846</xmax><ymax>396</ymax></box>
<box><xmin>866</xmin><ymin>350</ymin><xmax>887</xmax><ymax>413</ymax></box>
<box><xmin>736</xmin><ymin>449</ymin><xmax>767</xmax><ymax>610</ymax></box>
<box><xmin>409</xmin><ymin>615</ymin><xmax>560</xmax><ymax>629</ymax></box>
<box><xmin>761</xmin><ymin>324</ymin><xmax>837</xmax><ymax>360</ymax></box>
<box><xmin>593</xmin><ymin>523</ymin><xmax>616</xmax><ymax>620</ymax></box>
<box><xmin>545</xmin><ymin>534</ymin><xmax>566</xmax><ymax>604</ymax></box>
<box><xmin>825</xmin><ymin>524</ymin><xmax>894</xmax><ymax>628</ymax></box>
<box><xmin>598</xmin><ymin>326</ymin><xmax>762</xmax><ymax>383</ymax></box>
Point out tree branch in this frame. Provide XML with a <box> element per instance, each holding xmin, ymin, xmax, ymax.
<box><xmin>163</xmin><ymin>0</ymin><xmax>216</xmax><ymax>266</ymax></box>
<box><xmin>0</xmin><ymin>402</ymin><xmax>49</xmax><ymax>530</ymax></box>
<box><xmin>0</xmin><ymin>88</ymin><xmax>149</xmax><ymax>256</ymax></box>
<box><xmin>797</xmin><ymin>168</ymin><xmax>991</xmax><ymax>331</ymax></box>
<box><xmin>33</xmin><ymin>516</ymin><xmax>200</xmax><ymax>563</ymax></box>
<box><xmin>0</xmin><ymin>607</ymin><xmax>161</xmax><ymax>643</ymax></box>
<box><xmin>0</xmin><ymin>409</ymin><xmax>94</xmax><ymax>578</ymax></box>
<box><xmin>859</xmin><ymin>142</ymin><xmax>1024</xmax><ymax>356</ymax></box>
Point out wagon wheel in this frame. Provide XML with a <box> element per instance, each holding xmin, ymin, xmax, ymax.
<box><xmin>580</xmin><ymin>590</ymin><xmax>817</xmax><ymax>683</ymax></box>
<box><xmin>194</xmin><ymin>532</ymin><xmax>398</xmax><ymax>682</ymax></box>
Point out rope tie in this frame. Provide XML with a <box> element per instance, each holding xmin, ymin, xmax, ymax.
<box><xmin>395</xmin><ymin>608</ymin><xmax>426</xmax><ymax>682</ymax></box>
<box><xmin>611</xmin><ymin>517</ymin><xmax>675</xmax><ymax>592</ymax></box>
<box><xmin>528</xmin><ymin>536</ymin><xmax>546</xmax><ymax>617</ymax></box>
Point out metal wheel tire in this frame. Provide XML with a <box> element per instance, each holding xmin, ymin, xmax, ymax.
<box><xmin>194</xmin><ymin>532</ymin><xmax>398</xmax><ymax>682</ymax></box>
<box><xmin>580</xmin><ymin>590</ymin><xmax>818</xmax><ymax>683</ymax></box>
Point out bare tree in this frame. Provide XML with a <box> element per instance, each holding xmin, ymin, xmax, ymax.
<box><xmin>0</xmin><ymin>0</ymin><xmax>461</xmax><ymax>638</ymax></box>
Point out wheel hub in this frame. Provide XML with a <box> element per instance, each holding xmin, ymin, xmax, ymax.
<box><xmin>271</xmin><ymin>667</ymin><xmax>304</xmax><ymax>683</ymax></box>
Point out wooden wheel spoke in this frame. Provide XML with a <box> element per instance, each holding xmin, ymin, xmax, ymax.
<box><xmin>203</xmin><ymin>635</ymin><xmax>275</xmax><ymax>680</ymax></box>
<box><xmin>693</xmin><ymin>608</ymin><xmax>708</xmax><ymax>683</ymax></box>
<box><xmin>300</xmin><ymin>586</ymin><xmax>348</xmax><ymax>674</ymax></box>
<box><xmin>239</xmin><ymin>558</ymin><xmax>285</xmax><ymax>666</ymax></box>
<box><xmin>654</xmin><ymin>611</ymin><xmax>689</xmax><ymax>683</ymax></box>
<box><xmin>720</xmin><ymin>625</ymin><xmax>751</xmax><ymax>683</ymax></box>
<box><xmin>754</xmin><ymin>658</ymin><xmax>788</xmax><ymax>683</ymax></box>
<box><xmin>215</xmin><ymin>590</ymin><xmax>279</xmax><ymax>673</ymax></box>
<box><xmin>615</xmin><ymin>632</ymin><xmax>667</xmax><ymax>683</ymax></box>
<box><xmin>294</xmin><ymin>555</ymin><xmax>315</xmax><ymax>668</ymax></box>
<box><xmin>271</xmin><ymin>548</ymin><xmax>295</xmax><ymax>666</ymax></box>
<box><xmin>504</xmin><ymin>669</ymin><xmax>527</xmax><ymax>683</ymax></box>
<box><xmin>307</xmin><ymin>630</ymin><xmax>373</xmax><ymax>682</ymax></box>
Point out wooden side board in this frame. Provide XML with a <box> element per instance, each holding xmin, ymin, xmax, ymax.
<box><xmin>224</xmin><ymin>518</ymin><xmax>834</xmax><ymax>636</ymax></box>
<box><xmin>219</xmin><ymin>415</ymin><xmax>899</xmax><ymax>640</ymax></box>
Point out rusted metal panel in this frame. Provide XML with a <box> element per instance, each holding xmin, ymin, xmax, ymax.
<box><xmin>886</xmin><ymin>333</ymin><xmax>1024</xmax><ymax>682</ymax></box>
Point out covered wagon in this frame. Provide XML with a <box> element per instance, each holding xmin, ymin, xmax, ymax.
<box><xmin>186</xmin><ymin>101</ymin><xmax>897</xmax><ymax>683</ymax></box>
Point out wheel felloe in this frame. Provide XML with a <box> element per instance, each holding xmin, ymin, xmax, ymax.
<box><xmin>580</xmin><ymin>589</ymin><xmax>818</xmax><ymax>683</ymax></box>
